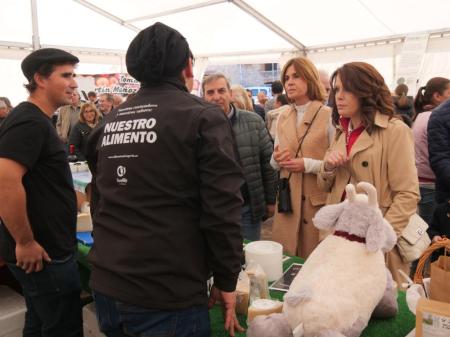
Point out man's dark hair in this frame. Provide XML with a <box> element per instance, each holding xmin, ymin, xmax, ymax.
<box><xmin>276</xmin><ymin>94</ymin><xmax>289</xmax><ymax>106</ymax></box>
<box><xmin>24</xmin><ymin>63</ymin><xmax>54</xmax><ymax>93</ymax></box>
<box><xmin>22</xmin><ymin>48</ymin><xmax>79</xmax><ymax>93</ymax></box>
<box><xmin>189</xmin><ymin>49</ymin><xmax>194</xmax><ymax>65</ymax></box>
<box><xmin>271</xmin><ymin>80</ymin><xmax>283</xmax><ymax>94</ymax></box>
<box><xmin>24</xmin><ymin>62</ymin><xmax>76</xmax><ymax>93</ymax></box>
<box><xmin>88</xmin><ymin>91</ymin><xmax>97</xmax><ymax>98</ymax></box>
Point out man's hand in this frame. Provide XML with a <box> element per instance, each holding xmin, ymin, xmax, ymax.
<box><xmin>208</xmin><ymin>285</ymin><xmax>244</xmax><ymax>337</ymax></box>
<box><xmin>273</xmin><ymin>145</ymin><xmax>291</xmax><ymax>164</ymax></box>
<box><xmin>16</xmin><ymin>240</ymin><xmax>51</xmax><ymax>273</ymax></box>
<box><xmin>324</xmin><ymin>150</ymin><xmax>348</xmax><ymax>171</ymax></box>
<box><xmin>279</xmin><ymin>158</ymin><xmax>305</xmax><ymax>172</ymax></box>
<box><xmin>266</xmin><ymin>204</ymin><xmax>275</xmax><ymax>218</ymax></box>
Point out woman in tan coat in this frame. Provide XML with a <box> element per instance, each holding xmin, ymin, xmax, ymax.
<box><xmin>318</xmin><ymin>62</ymin><xmax>420</xmax><ymax>286</ymax></box>
<box><xmin>271</xmin><ymin>57</ymin><xmax>333</xmax><ymax>258</ymax></box>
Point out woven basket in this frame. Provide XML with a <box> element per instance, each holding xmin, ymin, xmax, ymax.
<box><xmin>413</xmin><ymin>238</ymin><xmax>450</xmax><ymax>284</ymax></box>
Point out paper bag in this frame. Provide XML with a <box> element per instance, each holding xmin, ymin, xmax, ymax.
<box><xmin>415</xmin><ymin>298</ymin><xmax>450</xmax><ymax>337</ymax></box>
<box><xmin>430</xmin><ymin>255</ymin><xmax>450</xmax><ymax>304</ymax></box>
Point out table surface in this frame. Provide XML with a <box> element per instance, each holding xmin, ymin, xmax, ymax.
<box><xmin>77</xmin><ymin>243</ymin><xmax>415</xmax><ymax>337</ymax></box>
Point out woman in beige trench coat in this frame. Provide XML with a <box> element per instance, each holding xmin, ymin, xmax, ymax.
<box><xmin>271</xmin><ymin>57</ymin><xmax>333</xmax><ymax>258</ymax></box>
<box><xmin>318</xmin><ymin>62</ymin><xmax>420</xmax><ymax>286</ymax></box>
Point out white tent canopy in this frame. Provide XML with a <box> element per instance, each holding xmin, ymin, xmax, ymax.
<box><xmin>1</xmin><ymin>0</ymin><xmax>450</xmax><ymax>104</ymax></box>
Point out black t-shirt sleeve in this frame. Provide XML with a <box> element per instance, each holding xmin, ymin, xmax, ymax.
<box><xmin>0</xmin><ymin>118</ymin><xmax>46</xmax><ymax>170</ymax></box>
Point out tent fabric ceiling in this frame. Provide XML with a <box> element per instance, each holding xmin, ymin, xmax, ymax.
<box><xmin>37</xmin><ymin>0</ymin><xmax>137</xmax><ymax>50</ymax></box>
<box><xmin>1</xmin><ymin>0</ymin><xmax>450</xmax><ymax>106</ymax></box>
<box><xmin>1</xmin><ymin>0</ymin><xmax>449</xmax><ymax>56</ymax></box>
<box><xmin>0</xmin><ymin>1</ymin><xmax>32</xmax><ymax>43</ymax></box>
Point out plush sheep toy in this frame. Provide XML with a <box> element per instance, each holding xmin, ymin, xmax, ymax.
<box><xmin>248</xmin><ymin>182</ymin><xmax>398</xmax><ymax>337</ymax></box>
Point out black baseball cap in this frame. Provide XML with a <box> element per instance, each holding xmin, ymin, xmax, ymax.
<box><xmin>21</xmin><ymin>48</ymin><xmax>79</xmax><ymax>81</ymax></box>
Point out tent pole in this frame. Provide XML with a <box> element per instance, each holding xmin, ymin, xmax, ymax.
<box><xmin>30</xmin><ymin>0</ymin><xmax>40</xmax><ymax>50</ymax></box>
<box><xmin>74</xmin><ymin>0</ymin><xmax>140</xmax><ymax>32</ymax></box>
<box><xmin>125</xmin><ymin>0</ymin><xmax>227</xmax><ymax>23</ymax></box>
<box><xmin>392</xmin><ymin>45</ymin><xmax>398</xmax><ymax>85</ymax></box>
<box><xmin>231</xmin><ymin>0</ymin><xmax>306</xmax><ymax>54</ymax></box>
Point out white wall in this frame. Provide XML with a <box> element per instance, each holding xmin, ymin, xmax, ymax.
<box><xmin>308</xmin><ymin>44</ymin><xmax>396</xmax><ymax>89</ymax></box>
<box><xmin>418</xmin><ymin>36</ymin><xmax>450</xmax><ymax>86</ymax></box>
<box><xmin>306</xmin><ymin>36</ymin><xmax>450</xmax><ymax>93</ymax></box>
<box><xmin>0</xmin><ymin>49</ymin><xmax>29</xmax><ymax>106</ymax></box>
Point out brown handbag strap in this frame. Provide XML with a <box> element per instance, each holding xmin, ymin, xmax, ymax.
<box><xmin>287</xmin><ymin>105</ymin><xmax>323</xmax><ymax>181</ymax></box>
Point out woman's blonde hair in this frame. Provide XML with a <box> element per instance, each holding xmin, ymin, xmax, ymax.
<box><xmin>280</xmin><ymin>57</ymin><xmax>326</xmax><ymax>102</ymax></box>
<box><xmin>79</xmin><ymin>102</ymin><xmax>100</xmax><ymax>125</ymax></box>
<box><xmin>231</xmin><ymin>84</ymin><xmax>253</xmax><ymax>111</ymax></box>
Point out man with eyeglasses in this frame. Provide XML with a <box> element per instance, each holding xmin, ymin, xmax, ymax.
<box><xmin>98</xmin><ymin>93</ymin><xmax>114</xmax><ymax>116</ymax></box>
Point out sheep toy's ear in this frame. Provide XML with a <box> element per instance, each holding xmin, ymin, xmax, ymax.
<box><xmin>345</xmin><ymin>184</ymin><xmax>356</xmax><ymax>202</ymax></box>
<box><xmin>366</xmin><ymin>212</ymin><xmax>397</xmax><ymax>253</ymax></box>
<box><xmin>356</xmin><ymin>182</ymin><xmax>378</xmax><ymax>208</ymax></box>
<box><xmin>313</xmin><ymin>202</ymin><xmax>346</xmax><ymax>231</ymax></box>
<box><xmin>381</xmin><ymin>218</ymin><xmax>397</xmax><ymax>252</ymax></box>
<box><xmin>365</xmin><ymin>211</ymin><xmax>384</xmax><ymax>252</ymax></box>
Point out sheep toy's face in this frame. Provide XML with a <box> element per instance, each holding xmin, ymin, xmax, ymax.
<box><xmin>350</xmin><ymin>193</ymin><xmax>369</xmax><ymax>205</ymax></box>
<box><xmin>336</xmin><ymin>202</ymin><xmax>383</xmax><ymax>238</ymax></box>
<box><xmin>313</xmin><ymin>182</ymin><xmax>397</xmax><ymax>253</ymax></box>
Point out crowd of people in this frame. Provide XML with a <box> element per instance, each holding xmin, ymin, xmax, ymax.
<box><xmin>0</xmin><ymin>21</ymin><xmax>449</xmax><ymax>337</ymax></box>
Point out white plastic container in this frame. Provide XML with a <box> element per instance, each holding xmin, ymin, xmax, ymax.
<box><xmin>244</xmin><ymin>240</ymin><xmax>283</xmax><ymax>282</ymax></box>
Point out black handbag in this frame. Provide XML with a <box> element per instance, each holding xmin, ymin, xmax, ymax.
<box><xmin>277</xmin><ymin>177</ymin><xmax>292</xmax><ymax>213</ymax></box>
<box><xmin>277</xmin><ymin>105</ymin><xmax>322</xmax><ymax>213</ymax></box>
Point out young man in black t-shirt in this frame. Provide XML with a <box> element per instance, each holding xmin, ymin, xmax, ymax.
<box><xmin>0</xmin><ymin>48</ymin><xmax>82</xmax><ymax>337</ymax></box>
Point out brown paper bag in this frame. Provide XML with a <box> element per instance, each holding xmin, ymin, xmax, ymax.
<box><xmin>415</xmin><ymin>298</ymin><xmax>450</xmax><ymax>337</ymax></box>
<box><xmin>430</xmin><ymin>255</ymin><xmax>450</xmax><ymax>303</ymax></box>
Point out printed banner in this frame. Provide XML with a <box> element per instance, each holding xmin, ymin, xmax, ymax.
<box><xmin>77</xmin><ymin>73</ymin><xmax>140</xmax><ymax>100</ymax></box>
